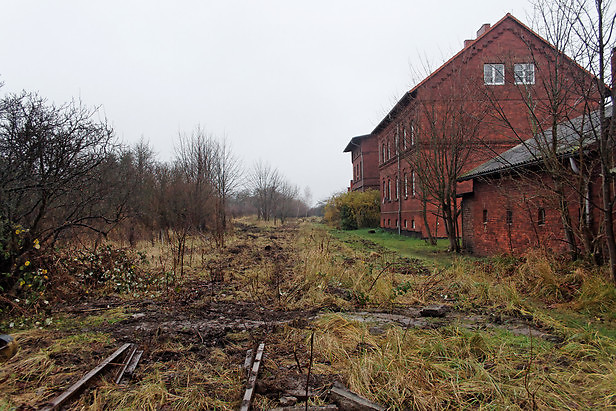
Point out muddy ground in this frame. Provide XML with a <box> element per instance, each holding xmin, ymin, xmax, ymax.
<box><xmin>4</xmin><ymin>221</ymin><xmax>561</xmax><ymax>410</ymax></box>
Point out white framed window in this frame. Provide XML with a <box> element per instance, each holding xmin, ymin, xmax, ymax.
<box><xmin>411</xmin><ymin>171</ymin><xmax>416</xmax><ymax>197</ymax></box>
<box><xmin>395</xmin><ymin>177</ymin><xmax>399</xmax><ymax>200</ymax></box>
<box><xmin>403</xmin><ymin>127</ymin><xmax>407</xmax><ymax>150</ymax></box>
<box><xmin>404</xmin><ymin>173</ymin><xmax>408</xmax><ymax>198</ymax></box>
<box><xmin>484</xmin><ymin>63</ymin><xmax>505</xmax><ymax>85</ymax></box>
<box><xmin>411</xmin><ymin>219</ymin><xmax>416</xmax><ymax>229</ymax></box>
<box><xmin>514</xmin><ymin>63</ymin><xmax>535</xmax><ymax>85</ymax></box>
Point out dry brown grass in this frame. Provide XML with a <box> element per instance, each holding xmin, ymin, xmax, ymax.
<box><xmin>4</xmin><ymin>218</ymin><xmax>616</xmax><ymax>409</ymax></box>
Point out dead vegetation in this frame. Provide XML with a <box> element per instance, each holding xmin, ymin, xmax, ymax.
<box><xmin>1</xmin><ymin>218</ymin><xmax>616</xmax><ymax>409</ymax></box>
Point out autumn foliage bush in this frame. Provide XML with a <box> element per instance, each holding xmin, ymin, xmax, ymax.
<box><xmin>324</xmin><ymin>190</ymin><xmax>380</xmax><ymax>229</ymax></box>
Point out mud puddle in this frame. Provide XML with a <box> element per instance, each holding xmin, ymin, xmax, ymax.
<box><xmin>337</xmin><ymin>308</ymin><xmax>561</xmax><ymax>341</ymax></box>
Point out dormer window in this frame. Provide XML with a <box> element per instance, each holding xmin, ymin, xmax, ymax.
<box><xmin>484</xmin><ymin>63</ymin><xmax>504</xmax><ymax>85</ymax></box>
<box><xmin>514</xmin><ymin>63</ymin><xmax>535</xmax><ymax>84</ymax></box>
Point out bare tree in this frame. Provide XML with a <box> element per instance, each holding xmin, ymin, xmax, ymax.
<box><xmin>479</xmin><ymin>0</ymin><xmax>615</xmax><ymax>270</ymax></box>
<box><xmin>403</xmin><ymin>75</ymin><xmax>486</xmax><ymax>252</ymax></box>
<box><xmin>478</xmin><ymin>0</ymin><xmax>602</xmax><ymax>259</ymax></box>
<box><xmin>173</xmin><ymin>128</ymin><xmax>242</xmax><ymax>250</ymax></box>
<box><xmin>303</xmin><ymin>186</ymin><xmax>313</xmax><ymax>217</ymax></box>
<box><xmin>210</xmin><ymin>137</ymin><xmax>242</xmax><ymax>247</ymax></box>
<box><xmin>275</xmin><ymin>180</ymin><xmax>299</xmax><ymax>224</ymax></box>
<box><xmin>0</xmin><ymin>92</ymin><xmax>122</xmax><ymax>287</ymax></box>
<box><xmin>248</xmin><ymin>160</ymin><xmax>281</xmax><ymax>221</ymax></box>
<box><xmin>573</xmin><ymin>0</ymin><xmax>616</xmax><ymax>279</ymax></box>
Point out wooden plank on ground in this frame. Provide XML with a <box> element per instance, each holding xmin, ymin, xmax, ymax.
<box><xmin>115</xmin><ymin>344</ymin><xmax>137</xmax><ymax>384</ymax></box>
<box><xmin>328</xmin><ymin>383</ymin><xmax>386</xmax><ymax>411</ymax></box>
<box><xmin>119</xmin><ymin>350</ymin><xmax>143</xmax><ymax>384</ymax></box>
<box><xmin>40</xmin><ymin>343</ymin><xmax>132</xmax><ymax>411</ymax></box>
<box><xmin>240</xmin><ymin>342</ymin><xmax>265</xmax><ymax>411</ymax></box>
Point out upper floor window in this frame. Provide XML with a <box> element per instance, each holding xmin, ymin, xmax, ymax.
<box><xmin>403</xmin><ymin>173</ymin><xmax>408</xmax><ymax>198</ymax></box>
<box><xmin>395</xmin><ymin>177</ymin><xmax>399</xmax><ymax>200</ymax></box>
<box><xmin>514</xmin><ymin>63</ymin><xmax>535</xmax><ymax>85</ymax></box>
<box><xmin>484</xmin><ymin>63</ymin><xmax>504</xmax><ymax>85</ymax></box>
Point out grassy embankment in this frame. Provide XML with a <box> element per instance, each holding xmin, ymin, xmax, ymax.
<box><xmin>291</xmin><ymin>223</ymin><xmax>616</xmax><ymax>409</ymax></box>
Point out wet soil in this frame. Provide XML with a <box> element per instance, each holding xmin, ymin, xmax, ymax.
<box><xmin>19</xmin><ymin>220</ymin><xmax>561</xmax><ymax>409</ymax></box>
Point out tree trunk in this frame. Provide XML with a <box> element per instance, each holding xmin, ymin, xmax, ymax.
<box><xmin>422</xmin><ymin>197</ymin><xmax>437</xmax><ymax>245</ymax></box>
<box><xmin>554</xmin><ymin>179</ymin><xmax>578</xmax><ymax>259</ymax></box>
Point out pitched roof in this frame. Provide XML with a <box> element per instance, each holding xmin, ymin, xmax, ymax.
<box><xmin>371</xmin><ymin>13</ymin><xmax>596</xmax><ymax>136</ymax></box>
<box><xmin>343</xmin><ymin>134</ymin><xmax>373</xmax><ymax>152</ymax></box>
<box><xmin>458</xmin><ymin>106</ymin><xmax>611</xmax><ymax>181</ymax></box>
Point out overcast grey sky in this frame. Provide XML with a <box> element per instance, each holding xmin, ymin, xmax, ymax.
<box><xmin>1</xmin><ymin>1</ymin><xmax>530</xmax><ymax>203</ymax></box>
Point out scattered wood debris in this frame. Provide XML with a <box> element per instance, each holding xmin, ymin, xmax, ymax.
<box><xmin>119</xmin><ymin>348</ymin><xmax>143</xmax><ymax>385</ymax></box>
<box><xmin>39</xmin><ymin>342</ymin><xmax>142</xmax><ymax>411</ymax></box>
<box><xmin>240</xmin><ymin>342</ymin><xmax>265</xmax><ymax>411</ymax></box>
<box><xmin>328</xmin><ymin>382</ymin><xmax>386</xmax><ymax>411</ymax></box>
<box><xmin>115</xmin><ymin>344</ymin><xmax>144</xmax><ymax>384</ymax></box>
<box><xmin>243</xmin><ymin>348</ymin><xmax>254</xmax><ymax>377</ymax></box>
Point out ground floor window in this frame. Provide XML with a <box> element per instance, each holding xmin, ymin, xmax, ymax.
<box><xmin>411</xmin><ymin>219</ymin><xmax>416</xmax><ymax>229</ymax></box>
<box><xmin>538</xmin><ymin>208</ymin><xmax>545</xmax><ymax>225</ymax></box>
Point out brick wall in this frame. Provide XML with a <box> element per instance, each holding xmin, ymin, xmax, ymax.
<box><xmin>373</xmin><ymin>15</ymin><xmax>596</xmax><ymax>243</ymax></box>
<box><xmin>350</xmin><ymin>136</ymin><xmax>379</xmax><ymax>192</ymax></box>
<box><xmin>462</xmin><ymin>173</ymin><xmax>581</xmax><ymax>256</ymax></box>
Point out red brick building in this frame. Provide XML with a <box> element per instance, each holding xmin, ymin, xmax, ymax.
<box><xmin>344</xmin><ymin>134</ymin><xmax>379</xmax><ymax>192</ymax></box>
<box><xmin>460</xmin><ymin>108</ymin><xmax>607</xmax><ymax>256</ymax></box>
<box><xmin>347</xmin><ymin>13</ymin><xmax>597</xmax><ymax>243</ymax></box>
